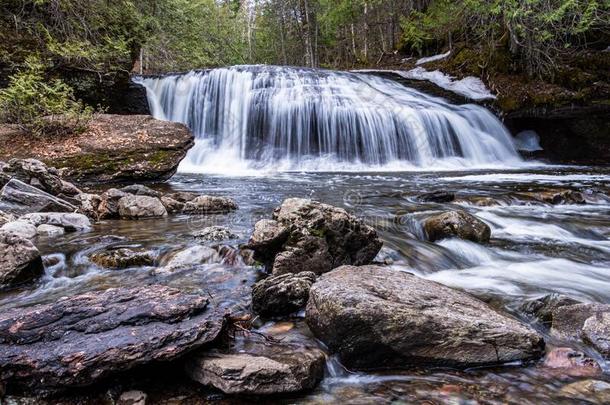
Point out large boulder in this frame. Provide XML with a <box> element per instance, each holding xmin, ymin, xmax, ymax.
<box><xmin>252</xmin><ymin>272</ymin><xmax>317</xmax><ymax>317</ymax></box>
<box><xmin>0</xmin><ymin>231</ymin><xmax>44</xmax><ymax>288</ymax></box>
<box><xmin>0</xmin><ymin>286</ymin><xmax>225</xmax><ymax>391</ymax></box>
<box><xmin>247</xmin><ymin>198</ymin><xmax>382</xmax><ymax>275</ymax></box>
<box><xmin>186</xmin><ymin>341</ymin><xmax>325</xmax><ymax>395</ymax></box>
<box><xmin>0</xmin><ymin>115</ymin><xmax>194</xmax><ymax>184</ymax></box>
<box><xmin>423</xmin><ymin>210</ymin><xmax>491</xmax><ymax>243</ymax></box>
<box><xmin>118</xmin><ymin>195</ymin><xmax>167</xmax><ymax>219</ymax></box>
<box><xmin>0</xmin><ymin>179</ymin><xmax>77</xmax><ymax>215</ymax></box>
<box><xmin>306</xmin><ymin>265</ymin><xmax>544</xmax><ymax>369</ymax></box>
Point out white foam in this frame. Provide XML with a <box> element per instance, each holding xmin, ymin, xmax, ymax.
<box><xmin>416</xmin><ymin>51</ymin><xmax>451</xmax><ymax>66</ymax></box>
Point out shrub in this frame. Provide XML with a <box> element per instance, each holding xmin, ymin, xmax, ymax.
<box><xmin>0</xmin><ymin>56</ymin><xmax>93</xmax><ymax>136</ymax></box>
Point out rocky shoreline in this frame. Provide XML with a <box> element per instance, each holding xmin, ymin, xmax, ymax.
<box><xmin>1</xmin><ymin>157</ymin><xmax>609</xmax><ymax>402</ymax></box>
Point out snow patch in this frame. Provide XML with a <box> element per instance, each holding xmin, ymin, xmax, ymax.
<box><xmin>416</xmin><ymin>51</ymin><xmax>451</xmax><ymax>66</ymax></box>
<box><xmin>400</xmin><ymin>67</ymin><xmax>496</xmax><ymax>100</ymax></box>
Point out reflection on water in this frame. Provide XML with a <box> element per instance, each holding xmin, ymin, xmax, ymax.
<box><xmin>2</xmin><ymin>165</ymin><xmax>609</xmax><ymax>403</ymax></box>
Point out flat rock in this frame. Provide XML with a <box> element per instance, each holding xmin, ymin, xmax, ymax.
<box><xmin>252</xmin><ymin>272</ymin><xmax>317</xmax><ymax>317</ymax></box>
<box><xmin>306</xmin><ymin>265</ymin><xmax>544</xmax><ymax>369</ymax></box>
<box><xmin>186</xmin><ymin>341</ymin><xmax>325</xmax><ymax>395</ymax></box>
<box><xmin>0</xmin><ymin>231</ymin><xmax>44</xmax><ymax>288</ymax></box>
<box><xmin>18</xmin><ymin>212</ymin><xmax>91</xmax><ymax>231</ymax></box>
<box><xmin>423</xmin><ymin>210</ymin><xmax>491</xmax><ymax>243</ymax></box>
<box><xmin>248</xmin><ymin>198</ymin><xmax>382</xmax><ymax>275</ymax></box>
<box><xmin>0</xmin><ymin>179</ymin><xmax>77</xmax><ymax>215</ymax></box>
<box><xmin>0</xmin><ymin>115</ymin><xmax>194</xmax><ymax>184</ymax></box>
<box><xmin>90</xmin><ymin>247</ymin><xmax>155</xmax><ymax>269</ymax></box>
<box><xmin>118</xmin><ymin>195</ymin><xmax>167</xmax><ymax>219</ymax></box>
<box><xmin>0</xmin><ymin>285</ymin><xmax>225</xmax><ymax>391</ymax></box>
<box><xmin>0</xmin><ymin>221</ymin><xmax>37</xmax><ymax>239</ymax></box>
<box><xmin>183</xmin><ymin>196</ymin><xmax>238</xmax><ymax>214</ymax></box>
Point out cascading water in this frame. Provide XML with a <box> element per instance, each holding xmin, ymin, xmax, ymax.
<box><xmin>136</xmin><ymin>65</ymin><xmax>523</xmax><ymax>173</ymax></box>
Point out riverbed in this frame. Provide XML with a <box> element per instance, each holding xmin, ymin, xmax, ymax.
<box><xmin>2</xmin><ymin>164</ymin><xmax>609</xmax><ymax>403</ymax></box>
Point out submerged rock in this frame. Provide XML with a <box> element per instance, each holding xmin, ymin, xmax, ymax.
<box><xmin>0</xmin><ymin>285</ymin><xmax>224</xmax><ymax>391</ymax></box>
<box><xmin>118</xmin><ymin>195</ymin><xmax>167</xmax><ymax>219</ymax></box>
<box><xmin>0</xmin><ymin>231</ymin><xmax>44</xmax><ymax>288</ymax></box>
<box><xmin>560</xmin><ymin>379</ymin><xmax>610</xmax><ymax>403</ymax></box>
<box><xmin>183</xmin><ymin>195</ymin><xmax>238</xmax><ymax>214</ymax></box>
<box><xmin>423</xmin><ymin>210</ymin><xmax>491</xmax><ymax>243</ymax></box>
<box><xmin>0</xmin><ymin>179</ymin><xmax>77</xmax><ymax>215</ymax></box>
<box><xmin>518</xmin><ymin>189</ymin><xmax>586</xmax><ymax>205</ymax></box>
<box><xmin>90</xmin><ymin>248</ymin><xmax>155</xmax><ymax>269</ymax></box>
<box><xmin>542</xmin><ymin>347</ymin><xmax>601</xmax><ymax>377</ymax></box>
<box><xmin>192</xmin><ymin>226</ymin><xmax>239</xmax><ymax>242</ymax></box>
<box><xmin>306</xmin><ymin>265</ymin><xmax>544</xmax><ymax>369</ymax></box>
<box><xmin>417</xmin><ymin>191</ymin><xmax>455</xmax><ymax>203</ymax></box>
<box><xmin>248</xmin><ymin>198</ymin><xmax>382</xmax><ymax>275</ymax></box>
<box><xmin>186</xmin><ymin>341</ymin><xmax>325</xmax><ymax>395</ymax></box>
<box><xmin>252</xmin><ymin>271</ymin><xmax>317</xmax><ymax>317</ymax></box>
<box><xmin>159</xmin><ymin>246</ymin><xmax>221</xmax><ymax>272</ymax></box>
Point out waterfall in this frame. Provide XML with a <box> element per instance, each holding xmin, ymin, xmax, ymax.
<box><xmin>136</xmin><ymin>65</ymin><xmax>522</xmax><ymax>173</ymax></box>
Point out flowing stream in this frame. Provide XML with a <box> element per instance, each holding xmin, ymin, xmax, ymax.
<box><xmin>3</xmin><ymin>66</ymin><xmax>609</xmax><ymax>403</ymax></box>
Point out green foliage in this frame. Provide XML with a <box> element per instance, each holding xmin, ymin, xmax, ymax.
<box><xmin>0</xmin><ymin>56</ymin><xmax>93</xmax><ymax>136</ymax></box>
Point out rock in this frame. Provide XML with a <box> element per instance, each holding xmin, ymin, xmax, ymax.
<box><xmin>119</xmin><ymin>184</ymin><xmax>162</xmax><ymax>198</ymax></box>
<box><xmin>192</xmin><ymin>226</ymin><xmax>239</xmax><ymax>242</ymax></box>
<box><xmin>0</xmin><ymin>231</ymin><xmax>44</xmax><ymax>288</ymax></box>
<box><xmin>2</xmin><ymin>158</ymin><xmax>81</xmax><ymax>197</ymax></box>
<box><xmin>248</xmin><ymin>198</ymin><xmax>382</xmax><ymax>275</ymax></box>
<box><xmin>0</xmin><ymin>221</ymin><xmax>37</xmax><ymax>239</ymax></box>
<box><xmin>541</xmin><ymin>347</ymin><xmax>601</xmax><ymax>377</ymax></box>
<box><xmin>252</xmin><ymin>272</ymin><xmax>317</xmax><ymax>317</ymax></box>
<box><xmin>159</xmin><ymin>246</ymin><xmax>221</xmax><ymax>272</ymax></box>
<box><xmin>118</xmin><ymin>195</ymin><xmax>167</xmax><ymax>219</ymax></box>
<box><xmin>306</xmin><ymin>265</ymin><xmax>544</xmax><ymax>369</ymax></box>
<box><xmin>582</xmin><ymin>312</ymin><xmax>610</xmax><ymax>357</ymax></box>
<box><xmin>518</xmin><ymin>189</ymin><xmax>586</xmax><ymax>205</ymax></box>
<box><xmin>550</xmin><ymin>303</ymin><xmax>610</xmax><ymax>341</ymax></box>
<box><xmin>0</xmin><ymin>210</ymin><xmax>15</xmax><ymax>226</ymax></box>
<box><xmin>18</xmin><ymin>212</ymin><xmax>91</xmax><ymax>232</ymax></box>
<box><xmin>520</xmin><ymin>293</ymin><xmax>580</xmax><ymax>326</ymax></box>
<box><xmin>90</xmin><ymin>248</ymin><xmax>155</xmax><ymax>269</ymax></box>
<box><xmin>0</xmin><ymin>115</ymin><xmax>194</xmax><ymax>184</ymax></box>
<box><xmin>185</xmin><ymin>341</ymin><xmax>325</xmax><ymax>395</ymax></box>
<box><xmin>76</xmin><ymin>193</ymin><xmax>102</xmax><ymax>220</ymax></box>
<box><xmin>36</xmin><ymin>224</ymin><xmax>65</xmax><ymax>237</ymax></box>
<box><xmin>560</xmin><ymin>379</ymin><xmax>610</xmax><ymax>403</ymax></box>
<box><xmin>98</xmin><ymin>188</ymin><xmax>128</xmax><ymax>219</ymax></box>
<box><xmin>0</xmin><ymin>179</ymin><xmax>77</xmax><ymax>215</ymax></box>
<box><xmin>423</xmin><ymin>210</ymin><xmax>491</xmax><ymax>243</ymax></box>
<box><xmin>417</xmin><ymin>191</ymin><xmax>455</xmax><ymax>203</ymax></box>
<box><xmin>166</xmin><ymin>191</ymin><xmax>200</xmax><ymax>203</ymax></box>
<box><xmin>118</xmin><ymin>390</ymin><xmax>147</xmax><ymax>405</ymax></box>
<box><xmin>160</xmin><ymin>196</ymin><xmax>184</xmax><ymax>214</ymax></box>
<box><xmin>0</xmin><ymin>285</ymin><xmax>224</xmax><ymax>391</ymax></box>
<box><xmin>183</xmin><ymin>196</ymin><xmax>238</xmax><ymax>214</ymax></box>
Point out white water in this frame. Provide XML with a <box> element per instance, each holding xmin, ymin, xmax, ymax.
<box><xmin>136</xmin><ymin>65</ymin><xmax>523</xmax><ymax>173</ymax></box>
